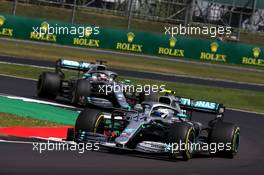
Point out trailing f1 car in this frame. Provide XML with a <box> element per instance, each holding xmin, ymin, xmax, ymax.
<box><xmin>37</xmin><ymin>59</ymin><xmax>156</xmax><ymax>109</ymax></box>
<box><xmin>68</xmin><ymin>94</ymin><xmax>240</xmax><ymax>161</ymax></box>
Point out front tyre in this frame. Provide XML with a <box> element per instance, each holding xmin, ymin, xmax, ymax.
<box><xmin>75</xmin><ymin>108</ymin><xmax>104</xmax><ymax>133</ymax></box>
<box><xmin>167</xmin><ymin>122</ymin><xmax>195</xmax><ymax>161</ymax></box>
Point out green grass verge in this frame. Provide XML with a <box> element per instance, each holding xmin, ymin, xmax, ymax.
<box><xmin>0</xmin><ymin>112</ymin><xmax>67</xmax><ymax>127</ymax></box>
<box><xmin>1</xmin><ymin>1</ymin><xmax>264</xmax><ymax>45</ymax></box>
<box><xmin>0</xmin><ymin>39</ymin><xmax>263</xmax><ymax>84</ymax></box>
<box><xmin>0</xmin><ymin>62</ymin><xmax>263</xmax><ymax>113</ymax></box>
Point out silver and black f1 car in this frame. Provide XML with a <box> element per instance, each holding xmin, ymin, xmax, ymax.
<box><xmin>37</xmin><ymin>59</ymin><xmax>155</xmax><ymax>109</ymax></box>
<box><xmin>68</xmin><ymin>93</ymin><xmax>240</xmax><ymax>161</ymax></box>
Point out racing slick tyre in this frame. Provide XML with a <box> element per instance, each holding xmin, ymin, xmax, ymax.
<box><xmin>37</xmin><ymin>72</ymin><xmax>61</xmax><ymax>99</ymax></box>
<box><xmin>167</xmin><ymin>122</ymin><xmax>195</xmax><ymax>161</ymax></box>
<box><xmin>71</xmin><ymin>79</ymin><xmax>91</xmax><ymax>104</ymax></box>
<box><xmin>75</xmin><ymin>108</ymin><xmax>105</xmax><ymax>133</ymax></box>
<box><xmin>209</xmin><ymin>121</ymin><xmax>240</xmax><ymax>158</ymax></box>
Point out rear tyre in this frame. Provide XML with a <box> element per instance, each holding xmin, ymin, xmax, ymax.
<box><xmin>71</xmin><ymin>79</ymin><xmax>91</xmax><ymax>104</ymax></box>
<box><xmin>75</xmin><ymin>108</ymin><xmax>104</xmax><ymax>133</ymax></box>
<box><xmin>167</xmin><ymin>122</ymin><xmax>195</xmax><ymax>161</ymax></box>
<box><xmin>209</xmin><ymin>121</ymin><xmax>240</xmax><ymax>158</ymax></box>
<box><xmin>37</xmin><ymin>72</ymin><xmax>61</xmax><ymax>99</ymax></box>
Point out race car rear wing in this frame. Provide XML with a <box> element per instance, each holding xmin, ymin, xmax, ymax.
<box><xmin>178</xmin><ymin>97</ymin><xmax>225</xmax><ymax>116</ymax></box>
<box><xmin>160</xmin><ymin>89</ymin><xmax>225</xmax><ymax>116</ymax></box>
<box><xmin>55</xmin><ymin>59</ymin><xmax>106</xmax><ymax>72</ymax></box>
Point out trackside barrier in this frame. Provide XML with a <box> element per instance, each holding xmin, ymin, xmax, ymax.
<box><xmin>0</xmin><ymin>14</ymin><xmax>263</xmax><ymax>67</ymax></box>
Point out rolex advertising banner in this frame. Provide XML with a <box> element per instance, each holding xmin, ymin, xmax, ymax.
<box><xmin>0</xmin><ymin>14</ymin><xmax>263</xmax><ymax>67</ymax></box>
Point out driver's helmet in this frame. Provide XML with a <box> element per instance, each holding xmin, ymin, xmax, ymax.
<box><xmin>151</xmin><ymin>108</ymin><xmax>170</xmax><ymax>118</ymax></box>
<box><xmin>142</xmin><ymin>104</ymin><xmax>151</xmax><ymax>115</ymax></box>
<box><xmin>97</xmin><ymin>73</ymin><xmax>108</xmax><ymax>81</ymax></box>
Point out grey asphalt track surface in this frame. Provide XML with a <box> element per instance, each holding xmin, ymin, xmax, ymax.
<box><xmin>0</xmin><ymin>75</ymin><xmax>264</xmax><ymax>175</ymax></box>
<box><xmin>0</xmin><ymin>55</ymin><xmax>264</xmax><ymax>92</ymax></box>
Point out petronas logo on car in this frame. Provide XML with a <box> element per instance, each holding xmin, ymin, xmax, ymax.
<box><xmin>194</xmin><ymin>101</ymin><xmax>216</xmax><ymax>110</ymax></box>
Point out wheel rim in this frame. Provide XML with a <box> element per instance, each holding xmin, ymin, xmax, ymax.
<box><xmin>233</xmin><ymin>129</ymin><xmax>240</xmax><ymax>153</ymax></box>
<box><xmin>186</xmin><ymin>130</ymin><xmax>195</xmax><ymax>156</ymax></box>
<box><xmin>94</xmin><ymin>115</ymin><xmax>105</xmax><ymax>134</ymax></box>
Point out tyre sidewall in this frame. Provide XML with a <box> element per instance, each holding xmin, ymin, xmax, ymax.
<box><xmin>37</xmin><ymin>72</ymin><xmax>61</xmax><ymax>98</ymax></box>
<box><xmin>72</xmin><ymin>79</ymin><xmax>91</xmax><ymax>104</ymax></box>
<box><xmin>209</xmin><ymin>121</ymin><xmax>240</xmax><ymax>158</ymax></box>
<box><xmin>75</xmin><ymin>108</ymin><xmax>104</xmax><ymax>133</ymax></box>
<box><xmin>167</xmin><ymin>122</ymin><xmax>195</xmax><ymax>160</ymax></box>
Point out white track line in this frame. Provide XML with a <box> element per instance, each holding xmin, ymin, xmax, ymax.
<box><xmin>3</xmin><ymin>95</ymin><xmax>77</xmax><ymax>109</ymax></box>
<box><xmin>0</xmin><ymin>139</ymin><xmax>35</xmax><ymax>144</ymax></box>
<box><xmin>0</xmin><ymin>73</ymin><xmax>36</xmax><ymax>81</ymax></box>
<box><xmin>226</xmin><ymin>108</ymin><xmax>264</xmax><ymax>116</ymax></box>
<box><xmin>0</xmin><ymin>61</ymin><xmax>53</xmax><ymax>69</ymax></box>
<box><xmin>0</xmin><ymin>138</ymin><xmax>77</xmax><ymax>146</ymax></box>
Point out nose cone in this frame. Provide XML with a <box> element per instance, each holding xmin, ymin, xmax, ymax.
<box><xmin>115</xmin><ymin>134</ymin><xmax>130</xmax><ymax>147</ymax></box>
